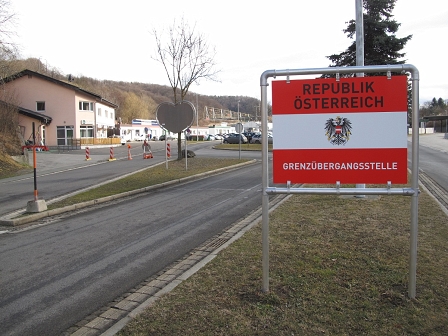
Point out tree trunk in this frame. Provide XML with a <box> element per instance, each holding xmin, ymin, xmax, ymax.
<box><xmin>177</xmin><ymin>132</ymin><xmax>182</xmax><ymax>160</ymax></box>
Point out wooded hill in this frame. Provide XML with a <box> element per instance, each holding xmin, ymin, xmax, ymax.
<box><xmin>7</xmin><ymin>58</ymin><xmax>262</xmax><ymax>126</ymax></box>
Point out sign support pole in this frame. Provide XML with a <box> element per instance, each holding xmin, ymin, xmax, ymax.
<box><xmin>261</xmin><ymin>78</ymin><xmax>270</xmax><ymax>293</ymax></box>
<box><xmin>409</xmin><ymin>71</ymin><xmax>420</xmax><ymax>299</ymax></box>
<box><xmin>355</xmin><ymin>0</ymin><xmax>366</xmax><ymax>195</ymax></box>
<box><xmin>185</xmin><ymin>131</ymin><xmax>188</xmax><ymax>171</ymax></box>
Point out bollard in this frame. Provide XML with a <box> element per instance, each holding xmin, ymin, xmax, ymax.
<box><xmin>108</xmin><ymin>147</ymin><xmax>116</xmax><ymax>161</ymax></box>
<box><xmin>85</xmin><ymin>147</ymin><xmax>91</xmax><ymax>161</ymax></box>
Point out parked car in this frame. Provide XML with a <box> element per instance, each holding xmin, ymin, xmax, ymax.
<box><xmin>250</xmin><ymin>133</ymin><xmax>273</xmax><ymax>144</ymax></box>
<box><xmin>213</xmin><ymin>134</ymin><xmax>223</xmax><ymax>140</ymax></box>
<box><xmin>243</xmin><ymin>132</ymin><xmax>255</xmax><ymax>142</ymax></box>
<box><xmin>159</xmin><ymin>134</ymin><xmax>174</xmax><ymax>141</ymax></box>
<box><xmin>223</xmin><ymin>133</ymin><xmax>248</xmax><ymax>144</ymax></box>
<box><xmin>134</xmin><ymin>134</ymin><xmax>145</xmax><ymax>141</ymax></box>
<box><xmin>250</xmin><ymin>133</ymin><xmax>262</xmax><ymax>144</ymax></box>
<box><xmin>204</xmin><ymin>134</ymin><xmax>216</xmax><ymax>141</ymax></box>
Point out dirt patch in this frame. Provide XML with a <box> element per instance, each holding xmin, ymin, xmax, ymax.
<box><xmin>0</xmin><ymin>133</ymin><xmax>30</xmax><ymax>178</ymax></box>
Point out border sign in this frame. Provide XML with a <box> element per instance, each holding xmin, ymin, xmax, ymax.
<box><xmin>260</xmin><ymin>65</ymin><xmax>420</xmax><ymax>299</ymax></box>
<box><xmin>272</xmin><ymin>76</ymin><xmax>408</xmax><ymax>184</ymax></box>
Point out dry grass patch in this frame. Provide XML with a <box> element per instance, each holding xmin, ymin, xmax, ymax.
<box><xmin>48</xmin><ymin>158</ymin><xmax>248</xmax><ymax>209</ymax></box>
<box><xmin>119</xmin><ymin>185</ymin><xmax>448</xmax><ymax>335</ymax></box>
<box><xmin>0</xmin><ymin>151</ymin><xmax>30</xmax><ymax>178</ymax></box>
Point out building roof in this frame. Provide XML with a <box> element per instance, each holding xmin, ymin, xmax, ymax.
<box><xmin>2</xmin><ymin>69</ymin><xmax>118</xmax><ymax>108</ymax></box>
<box><xmin>424</xmin><ymin>116</ymin><xmax>448</xmax><ymax>121</ymax></box>
<box><xmin>19</xmin><ymin>106</ymin><xmax>52</xmax><ymax>125</ymax></box>
<box><xmin>0</xmin><ymin>100</ymin><xmax>52</xmax><ymax>125</ymax></box>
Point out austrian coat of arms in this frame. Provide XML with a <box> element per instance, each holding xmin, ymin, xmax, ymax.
<box><xmin>324</xmin><ymin>116</ymin><xmax>352</xmax><ymax>146</ymax></box>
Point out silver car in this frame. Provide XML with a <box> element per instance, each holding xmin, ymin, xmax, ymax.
<box><xmin>250</xmin><ymin>134</ymin><xmax>272</xmax><ymax>144</ymax></box>
<box><xmin>223</xmin><ymin>133</ymin><xmax>248</xmax><ymax>144</ymax></box>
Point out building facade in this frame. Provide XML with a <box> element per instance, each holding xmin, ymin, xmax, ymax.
<box><xmin>3</xmin><ymin>70</ymin><xmax>118</xmax><ymax>147</ymax></box>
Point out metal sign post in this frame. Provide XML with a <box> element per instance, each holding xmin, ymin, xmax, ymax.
<box><xmin>355</xmin><ymin>0</ymin><xmax>366</xmax><ymax>195</ymax></box>
<box><xmin>235</xmin><ymin>122</ymin><xmax>243</xmax><ymax>159</ymax></box>
<box><xmin>260</xmin><ymin>64</ymin><xmax>420</xmax><ymax>299</ymax></box>
<box><xmin>185</xmin><ymin>130</ymin><xmax>188</xmax><ymax>171</ymax></box>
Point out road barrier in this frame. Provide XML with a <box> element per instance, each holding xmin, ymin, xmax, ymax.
<box><xmin>108</xmin><ymin>147</ymin><xmax>116</xmax><ymax>161</ymax></box>
<box><xmin>85</xmin><ymin>147</ymin><xmax>91</xmax><ymax>161</ymax></box>
<box><xmin>167</xmin><ymin>143</ymin><xmax>171</xmax><ymax>158</ymax></box>
<box><xmin>127</xmin><ymin>144</ymin><xmax>132</xmax><ymax>160</ymax></box>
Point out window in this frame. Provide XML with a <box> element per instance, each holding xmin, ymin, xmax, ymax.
<box><xmin>97</xmin><ymin>108</ymin><xmax>102</xmax><ymax>117</ymax></box>
<box><xmin>36</xmin><ymin>101</ymin><xmax>45</xmax><ymax>111</ymax></box>
<box><xmin>80</xmin><ymin>126</ymin><xmax>94</xmax><ymax>138</ymax></box>
<box><xmin>79</xmin><ymin>101</ymin><xmax>94</xmax><ymax>111</ymax></box>
<box><xmin>57</xmin><ymin>126</ymin><xmax>74</xmax><ymax>146</ymax></box>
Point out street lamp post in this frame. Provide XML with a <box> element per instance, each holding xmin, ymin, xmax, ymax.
<box><xmin>237</xmin><ymin>100</ymin><xmax>240</xmax><ymax>121</ymax></box>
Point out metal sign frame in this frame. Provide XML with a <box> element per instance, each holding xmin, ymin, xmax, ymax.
<box><xmin>260</xmin><ymin>64</ymin><xmax>420</xmax><ymax>299</ymax></box>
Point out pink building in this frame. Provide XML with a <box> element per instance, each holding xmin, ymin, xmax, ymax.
<box><xmin>3</xmin><ymin>70</ymin><xmax>118</xmax><ymax>147</ymax></box>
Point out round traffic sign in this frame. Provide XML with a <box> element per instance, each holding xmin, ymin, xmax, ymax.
<box><xmin>235</xmin><ymin>123</ymin><xmax>244</xmax><ymax>133</ymax></box>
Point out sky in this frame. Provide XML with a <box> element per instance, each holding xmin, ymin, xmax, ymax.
<box><xmin>10</xmin><ymin>0</ymin><xmax>448</xmax><ymax>105</ymax></box>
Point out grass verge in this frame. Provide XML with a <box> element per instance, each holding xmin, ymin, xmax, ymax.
<box><xmin>48</xmin><ymin>158</ymin><xmax>249</xmax><ymax>210</ymax></box>
<box><xmin>118</xmin><ymin>185</ymin><xmax>448</xmax><ymax>335</ymax></box>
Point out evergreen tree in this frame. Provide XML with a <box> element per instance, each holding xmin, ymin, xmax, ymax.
<box><xmin>325</xmin><ymin>0</ymin><xmax>412</xmax><ymax>75</ymax></box>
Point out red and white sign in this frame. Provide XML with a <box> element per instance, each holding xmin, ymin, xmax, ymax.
<box><xmin>272</xmin><ymin>76</ymin><xmax>408</xmax><ymax>184</ymax></box>
<box><xmin>166</xmin><ymin>143</ymin><xmax>171</xmax><ymax>158</ymax></box>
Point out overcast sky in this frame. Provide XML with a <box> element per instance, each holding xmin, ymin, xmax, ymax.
<box><xmin>11</xmin><ymin>0</ymin><xmax>448</xmax><ymax>105</ymax></box>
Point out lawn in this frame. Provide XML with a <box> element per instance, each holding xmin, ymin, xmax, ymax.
<box><xmin>118</xmin><ymin>185</ymin><xmax>448</xmax><ymax>335</ymax></box>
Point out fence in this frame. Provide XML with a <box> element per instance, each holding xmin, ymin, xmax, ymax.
<box><xmin>80</xmin><ymin>138</ymin><xmax>121</xmax><ymax>145</ymax></box>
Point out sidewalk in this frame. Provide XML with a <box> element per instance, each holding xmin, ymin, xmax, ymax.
<box><xmin>27</xmin><ymin>152</ymin><xmax>107</xmax><ymax>172</ymax></box>
<box><xmin>24</xmin><ymin>148</ymin><xmax>130</xmax><ymax>175</ymax></box>
<box><xmin>409</xmin><ymin>132</ymin><xmax>448</xmax><ymax>153</ymax></box>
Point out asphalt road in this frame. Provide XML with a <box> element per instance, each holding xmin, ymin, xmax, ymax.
<box><xmin>417</xmin><ymin>145</ymin><xmax>448</xmax><ymax>191</ymax></box>
<box><xmin>0</xmin><ymin>141</ymin><xmax>258</xmax><ymax>217</ymax></box>
<box><xmin>0</xmin><ymin>158</ymin><xmax>267</xmax><ymax>336</ymax></box>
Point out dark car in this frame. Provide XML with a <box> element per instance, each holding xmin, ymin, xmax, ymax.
<box><xmin>223</xmin><ymin>133</ymin><xmax>248</xmax><ymax>144</ymax></box>
<box><xmin>242</xmin><ymin>132</ymin><xmax>255</xmax><ymax>142</ymax></box>
<box><xmin>159</xmin><ymin>134</ymin><xmax>174</xmax><ymax>141</ymax></box>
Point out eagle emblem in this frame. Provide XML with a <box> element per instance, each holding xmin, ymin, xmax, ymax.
<box><xmin>324</xmin><ymin>116</ymin><xmax>352</xmax><ymax>146</ymax></box>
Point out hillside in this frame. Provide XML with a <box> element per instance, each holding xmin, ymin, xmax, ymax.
<box><xmin>8</xmin><ymin>58</ymin><xmax>262</xmax><ymax>125</ymax></box>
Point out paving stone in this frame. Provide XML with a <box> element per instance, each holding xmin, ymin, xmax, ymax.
<box><xmin>114</xmin><ymin>299</ymin><xmax>140</xmax><ymax>311</ymax></box>
<box><xmin>99</xmin><ymin>307</ymin><xmax>127</xmax><ymax>320</ymax></box>
<box><xmin>136</xmin><ymin>285</ymin><xmax>160</xmax><ymax>295</ymax></box>
<box><xmin>126</xmin><ymin>292</ymin><xmax>150</xmax><ymax>303</ymax></box>
<box><xmin>70</xmin><ymin>326</ymin><xmax>100</xmax><ymax>336</ymax></box>
<box><xmin>84</xmin><ymin>317</ymin><xmax>114</xmax><ymax>330</ymax></box>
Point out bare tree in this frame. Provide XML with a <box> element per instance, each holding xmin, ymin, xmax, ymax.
<box><xmin>152</xmin><ymin>17</ymin><xmax>219</xmax><ymax>159</ymax></box>
<box><xmin>0</xmin><ymin>0</ymin><xmax>21</xmax><ymax>155</ymax></box>
<box><xmin>0</xmin><ymin>0</ymin><xmax>17</xmax><ymax>67</ymax></box>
